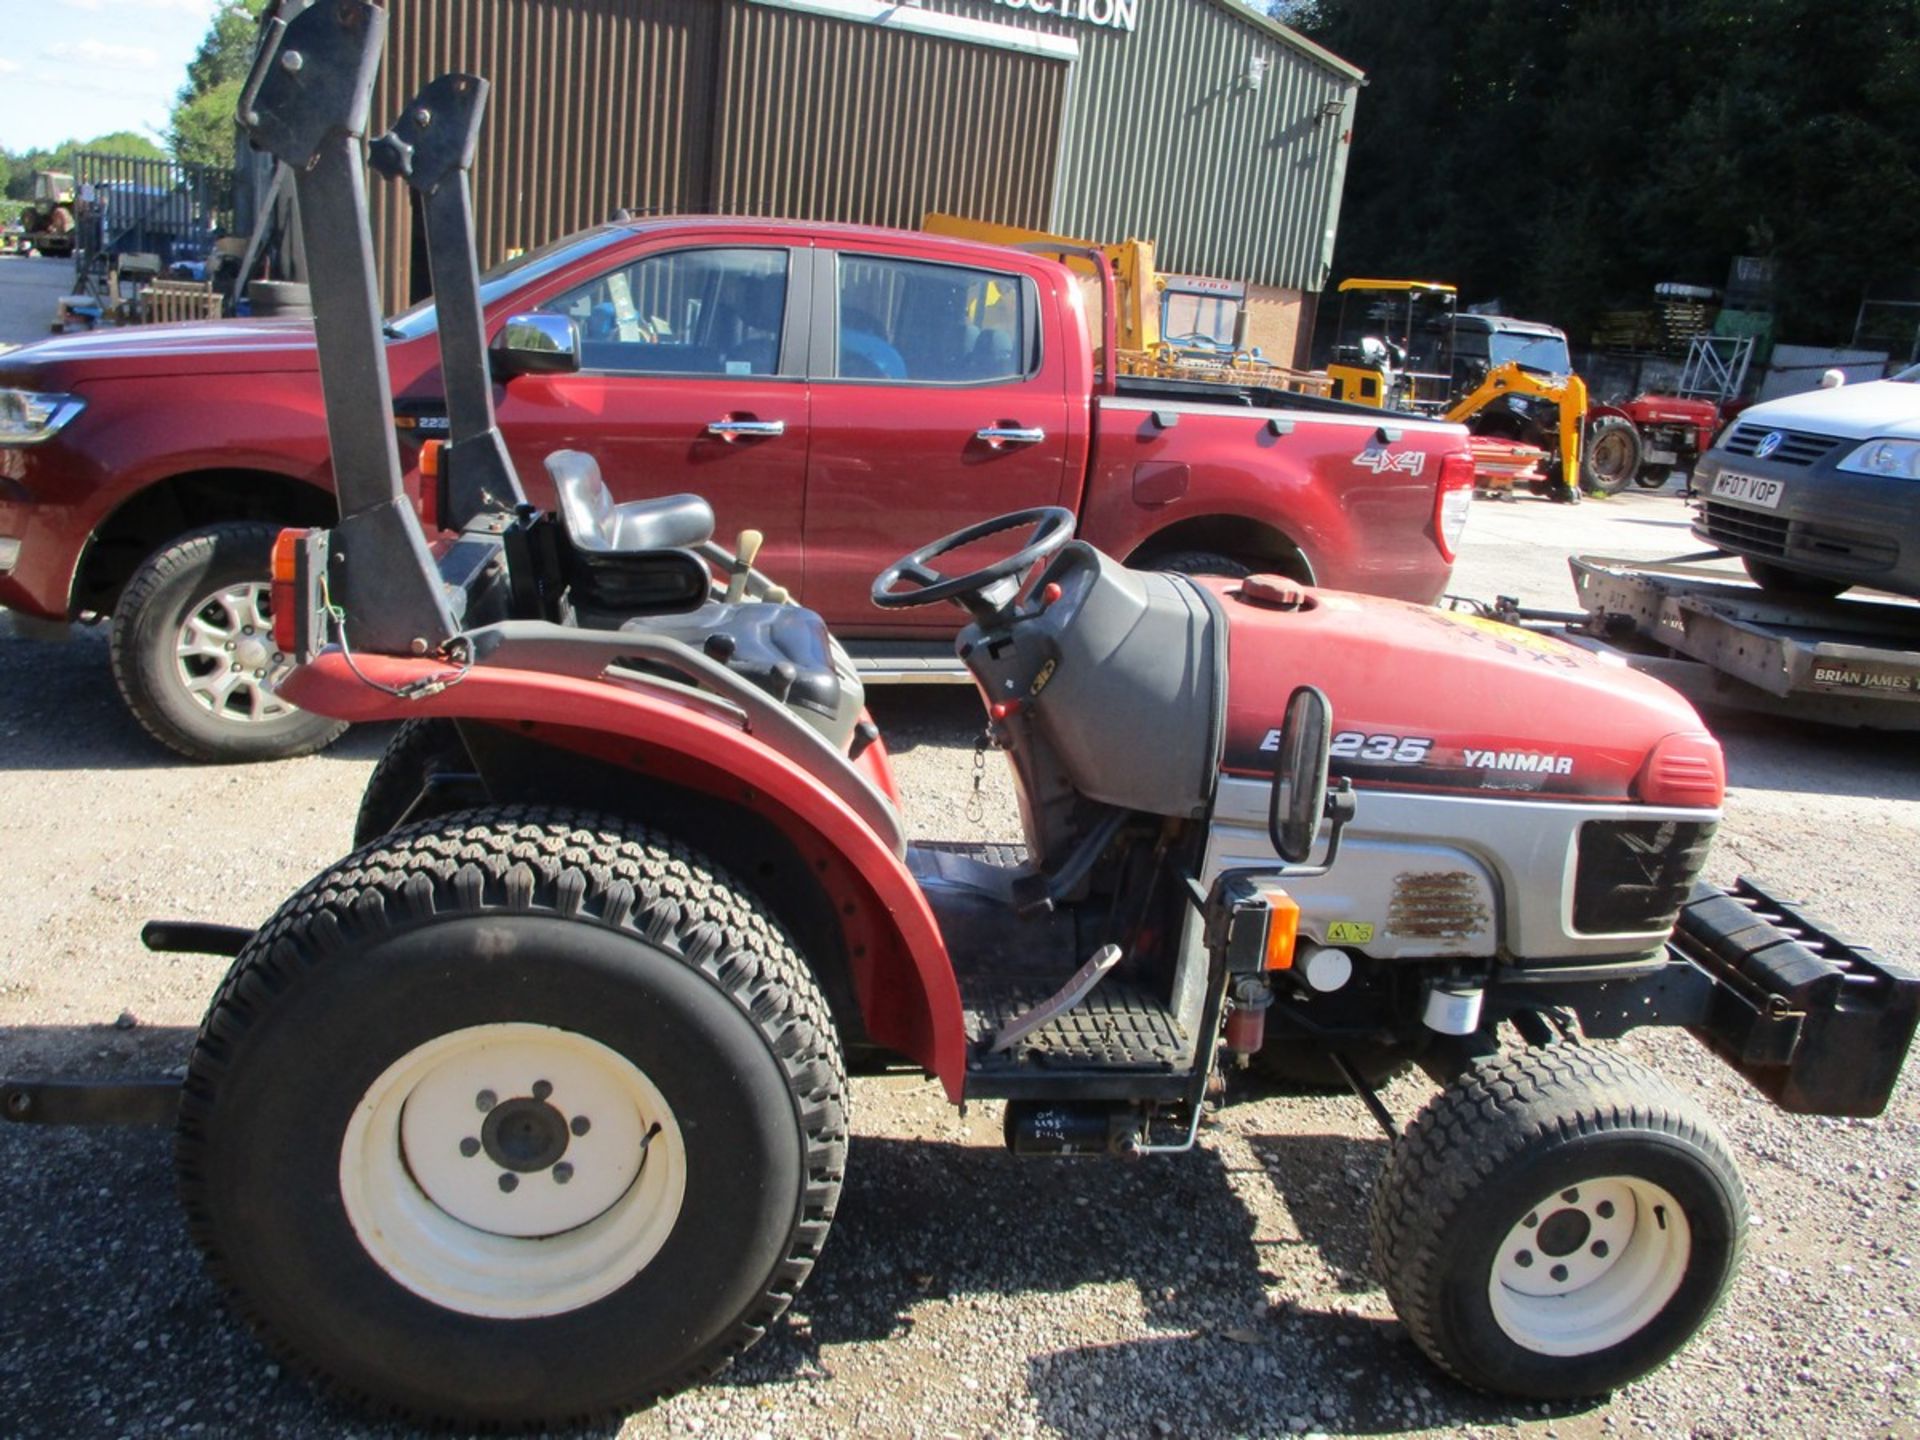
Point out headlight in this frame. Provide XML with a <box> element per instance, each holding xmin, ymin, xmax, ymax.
<box><xmin>0</xmin><ymin>389</ymin><xmax>86</xmax><ymax>445</ymax></box>
<box><xmin>1837</xmin><ymin>438</ymin><xmax>1920</xmax><ymax>480</ymax></box>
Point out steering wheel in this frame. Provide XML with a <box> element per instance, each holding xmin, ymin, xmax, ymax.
<box><xmin>871</xmin><ymin>506</ymin><xmax>1076</xmax><ymax>615</ymax></box>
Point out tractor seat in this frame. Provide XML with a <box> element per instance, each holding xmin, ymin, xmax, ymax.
<box><xmin>548</xmin><ymin>450</ymin><xmax>714</xmax><ymax>554</ymax></box>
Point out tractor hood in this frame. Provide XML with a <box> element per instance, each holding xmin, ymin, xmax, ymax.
<box><xmin>0</xmin><ymin>318</ymin><xmax>322</xmax><ymax>387</ymax></box>
<box><xmin>1213</xmin><ymin>577</ymin><xmax>1722</xmax><ymax>806</ymax></box>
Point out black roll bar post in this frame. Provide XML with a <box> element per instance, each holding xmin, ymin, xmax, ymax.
<box><xmin>239</xmin><ymin>0</ymin><xmax>455</xmax><ymax>656</ymax></box>
<box><xmin>369</xmin><ymin>73</ymin><xmax>527</xmax><ymax>531</ymax></box>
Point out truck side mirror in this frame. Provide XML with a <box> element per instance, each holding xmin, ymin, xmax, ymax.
<box><xmin>1269</xmin><ymin>684</ymin><xmax>1334</xmax><ymax>865</ymax></box>
<box><xmin>492</xmin><ymin>313</ymin><xmax>580</xmax><ymax>378</ymax></box>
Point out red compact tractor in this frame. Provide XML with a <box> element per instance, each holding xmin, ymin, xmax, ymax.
<box><xmin>4</xmin><ymin>4</ymin><xmax>1914</xmax><ymax>1429</ymax></box>
<box><xmin>1586</xmin><ymin>392</ymin><xmax>1724</xmax><ymax>493</ymax></box>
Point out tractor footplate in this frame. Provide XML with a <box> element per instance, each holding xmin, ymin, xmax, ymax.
<box><xmin>962</xmin><ymin>977</ymin><xmax>1190</xmax><ymax>1101</ymax></box>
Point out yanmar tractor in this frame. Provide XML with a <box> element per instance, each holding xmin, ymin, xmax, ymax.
<box><xmin>5</xmin><ymin>4</ymin><xmax>1915</xmax><ymax>1429</ymax></box>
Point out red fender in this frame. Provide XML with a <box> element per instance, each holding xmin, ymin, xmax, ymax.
<box><xmin>280</xmin><ymin>651</ymin><xmax>969</xmax><ymax>1100</ymax></box>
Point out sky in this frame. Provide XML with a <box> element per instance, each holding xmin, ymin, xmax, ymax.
<box><xmin>0</xmin><ymin>0</ymin><xmax>223</xmax><ymax>153</ymax></box>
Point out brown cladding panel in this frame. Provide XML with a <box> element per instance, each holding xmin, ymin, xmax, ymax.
<box><xmin>373</xmin><ymin>0</ymin><xmax>721</xmax><ymax>312</ymax></box>
<box><xmin>710</xmin><ymin>3</ymin><xmax>1066</xmax><ymax>236</ymax></box>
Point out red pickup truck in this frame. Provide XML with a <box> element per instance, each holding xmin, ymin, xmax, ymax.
<box><xmin>0</xmin><ymin>218</ymin><xmax>1474</xmax><ymax>760</ymax></box>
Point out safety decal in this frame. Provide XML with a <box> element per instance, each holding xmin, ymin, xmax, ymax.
<box><xmin>1326</xmin><ymin>921</ymin><xmax>1375</xmax><ymax>944</ymax></box>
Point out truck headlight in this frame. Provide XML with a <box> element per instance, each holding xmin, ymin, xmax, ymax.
<box><xmin>0</xmin><ymin>390</ymin><xmax>86</xmax><ymax>445</ymax></box>
<box><xmin>1837</xmin><ymin>438</ymin><xmax>1920</xmax><ymax>480</ymax></box>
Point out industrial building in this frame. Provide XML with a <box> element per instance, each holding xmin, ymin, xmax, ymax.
<box><xmin>369</xmin><ymin>0</ymin><xmax>1364</xmax><ymax>364</ymax></box>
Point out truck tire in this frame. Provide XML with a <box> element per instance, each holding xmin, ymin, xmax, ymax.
<box><xmin>110</xmin><ymin>523</ymin><xmax>347</xmax><ymax>763</ymax></box>
<box><xmin>352</xmin><ymin>717</ymin><xmax>473</xmax><ymax>847</ymax></box>
<box><xmin>1150</xmin><ymin>550</ymin><xmax>1254</xmax><ymax>579</ymax></box>
<box><xmin>1582</xmin><ymin>418</ymin><xmax>1642</xmax><ymax>496</ymax></box>
<box><xmin>1741</xmin><ymin>556</ymin><xmax>1850</xmax><ymax>600</ymax></box>
<box><xmin>1634</xmin><ymin>464</ymin><xmax>1673</xmax><ymax>490</ymax></box>
<box><xmin>176</xmin><ymin>809</ymin><xmax>848</xmax><ymax>1429</ymax></box>
<box><xmin>1370</xmin><ymin>1045</ymin><xmax>1745</xmax><ymax>1399</ymax></box>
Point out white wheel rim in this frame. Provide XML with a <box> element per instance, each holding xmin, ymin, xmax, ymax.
<box><xmin>173</xmin><ymin>581</ymin><xmax>295</xmax><ymax>725</ymax></box>
<box><xmin>1488</xmin><ymin>1175</ymin><xmax>1692</xmax><ymax>1356</ymax></box>
<box><xmin>339</xmin><ymin>1023</ymin><xmax>687</xmax><ymax>1319</ymax></box>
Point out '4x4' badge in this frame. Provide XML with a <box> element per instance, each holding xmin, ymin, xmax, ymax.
<box><xmin>1353</xmin><ymin>447</ymin><xmax>1428</xmax><ymax>475</ymax></box>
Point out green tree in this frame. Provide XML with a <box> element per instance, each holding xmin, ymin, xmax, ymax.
<box><xmin>1295</xmin><ymin>0</ymin><xmax>1920</xmax><ymax>345</ymax></box>
<box><xmin>168</xmin><ymin>0</ymin><xmax>268</xmax><ymax>167</ymax></box>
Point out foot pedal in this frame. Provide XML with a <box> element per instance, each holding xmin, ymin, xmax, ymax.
<box><xmin>985</xmin><ymin>944</ymin><xmax>1122</xmax><ymax>1056</ymax></box>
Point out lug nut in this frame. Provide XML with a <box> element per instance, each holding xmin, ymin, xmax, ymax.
<box><xmin>552</xmin><ymin>1162</ymin><xmax>574</xmax><ymax>1185</ymax></box>
<box><xmin>498</xmin><ymin>1173</ymin><xmax>518</xmax><ymax>1193</ymax></box>
<box><xmin>459</xmin><ymin>1137</ymin><xmax>479</xmax><ymax>1158</ymax></box>
<box><xmin>570</xmin><ymin>1115</ymin><xmax>591</xmax><ymax>1136</ymax></box>
<box><xmin>532</xmin><ymin>1080</ymin><xmax>553</xmax><ymax>1101</ymax></box>
<box><xmin>475</xmin><ymin>1089</ymin><xmax>497</xmax><ymax>1112</ymax></box>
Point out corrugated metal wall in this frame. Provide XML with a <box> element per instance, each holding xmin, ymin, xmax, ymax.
<box><xmin>365</xmin><ymin>0</ymin><xmax>1354</xmax><ymax>309</ymax></box>
<box><xmin>709</xmin><ymin>4</ymin><xmax>1064</xmax><ymax>233</ymax></box>
<box><xmin>375</xmin><ymin>0</ymin><xmax>720</xmax><ymax>312</ymax></box>
<box><xmin>919</xmin><ymin>0</ymin><xmax>1361</xmax><ymax>292</ymax></box>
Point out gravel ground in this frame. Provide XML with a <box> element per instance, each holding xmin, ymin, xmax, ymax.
<box><xmin>1</xmin><ymin>488</ymin><xmax>1916</xmax><ymax>1440</ymax></box>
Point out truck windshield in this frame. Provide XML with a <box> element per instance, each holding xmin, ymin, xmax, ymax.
<box><xmin>382</xmin><ymin>226</ymin><xmax>630</xmax><ymax>340</ymax></box>
<box><xmin>1895</xmin><ymin>362</ymin><xmax>1920</xmax><ymax>383</ymax></box>
<box><xmin>1488</xmin><ymin>331</ymin><xmax>1571</xmax><ymax>375</ymax></box>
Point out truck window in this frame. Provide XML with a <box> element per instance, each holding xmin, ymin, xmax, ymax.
<box><xmin>536</xmin><ymin>247</ymin><xmax>789</xmax><ymax>377</ymax></box>
<box><xmin>835</xmin><ymin>256</ymin><xmax>1031</xmax><ymax>385</ymax></box>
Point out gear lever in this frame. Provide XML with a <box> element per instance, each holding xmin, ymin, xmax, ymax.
<box><xmin>724</xmin><ymin>529</ymin><xmax>763</xmax><ymax>604</ymax></box>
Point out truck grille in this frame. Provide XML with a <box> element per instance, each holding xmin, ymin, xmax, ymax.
<box><xmin>1722</xmin><ymin>425</ymin><xmax>1843</xmax><ymax>467</ymax></box>
<box><xmin>1697</xmin><ymin>500</ymin><xmax>1788</xmax><ymax>556</ymax></box>
<box><xmin>1573</xmin><ymin>819</ymin><xmax>1717</xmax><ymax>935</ymax></box>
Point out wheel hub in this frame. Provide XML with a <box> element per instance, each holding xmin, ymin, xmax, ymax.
<box><xmin>340</xmin><ymin>1023</ymin><xmax>687</xmax><ymax>1318</ymax></box>
<box><xmin>173</xmin><ymin>581</ymin><xmax>293</xmax><ymax>725</ymax></box>
<box><xmin>1489</xmin><ymin>1175</ymin><xmax>1692</xmax><ymax>1356</ymax></box>
<box><xmin>480</xmin><ymin>1094</ymin><xmax>571</xmax><ymax>1173</ymax></box>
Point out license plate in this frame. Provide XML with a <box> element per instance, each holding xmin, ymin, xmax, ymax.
<box><xmin>1712</xmin><ymin>470</ymin><xmax>1784</xmax><ymax>508</ymax></box>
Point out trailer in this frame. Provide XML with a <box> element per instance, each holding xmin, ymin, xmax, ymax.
<box><xmin>1485</xmin><ymin>553</ymin><xmax>1920</xmax><ymax>730</ymax></box>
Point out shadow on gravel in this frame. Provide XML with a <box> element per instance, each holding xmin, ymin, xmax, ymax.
<box><xmin>0</xmin><ymin>628</ymin><xmax>393</xmax><ymax>773</ymax></box>
<box><xmin>1</xmin><ymin>1076</ymin><xmax>1589</xmax><ymax>1439</ymax></box>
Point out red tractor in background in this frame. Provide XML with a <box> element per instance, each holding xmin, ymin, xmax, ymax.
<box><xmin>1585</xmin><ymin>391</ymin><xmax>1724</xmax><ymax>493</ymax></box>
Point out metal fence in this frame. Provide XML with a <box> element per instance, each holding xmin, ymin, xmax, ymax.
<box><xmin>71</xmin><ymin>152</ymin><xmax>236</xmax><ymax>274</ymax></box>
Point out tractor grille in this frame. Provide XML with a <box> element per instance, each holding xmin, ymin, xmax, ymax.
<box><xmin>1573</xmin><ymin>819</ymin><xmax>1717</xmax><ymax>935</ymax></box>
<box><xmin>1722</xmin><ymin>425</ymin><xmax>1844</xmax><ymax>467</ymax></box>
<box><xmin>1697</xmin><ymin>501</ymin><xmax>1789</xmax><ymax>556</ymax></box>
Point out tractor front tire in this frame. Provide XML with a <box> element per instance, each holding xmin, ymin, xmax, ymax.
<box><xmin>1582</xmin><ymin>418</ymin><xmax>1643</xmax><ymax>496</ymax></box>
<box><xmin>1370</xmin><ymin>1045</ymin><xmax>1745</xmax><ymax>1399</ymax></box>
<box><xmin>110</xmin><ymin>522</ymin><xmax>346</xmax><ymax>763</ymax></box>
<box><xmin>176</xmin><ymin>809</ymin><xmax>847</xmax><ymax>1429</ymax></box>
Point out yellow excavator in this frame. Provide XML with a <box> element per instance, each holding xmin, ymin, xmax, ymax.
<box><xmin>1326</xmin><ymin>278</ymin><xmax>1605</xmax><ymax>503</ymax></box>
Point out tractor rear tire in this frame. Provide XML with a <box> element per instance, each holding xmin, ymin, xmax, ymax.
<box><xmin>176</xmin><ymin>809</ymin><xmax>848</xmax><ymax>1429</ymax></box>
<box><xmin>110</xmin><ymin>523</ymin><xmax>347</xmax><ymax>763</ymax></box>
<box><xmin>1370</xmin><ymin>1045</ymin><xmax>1745</xmax><ymax>1399</ymax></box>
<box><xmin>1741</xmin><ymin>556</ymin><xmax>1850</xmax><ymax>599</ymax></box>
<box><xmin>1582</xmin><ymin>418</ymin><xmax>1642</xmax><ymax>496</ymax></box>
<box><xmin>352</xmin><ymin>717</ymin><xmax>474</xmax><ymax>847</ymax></box>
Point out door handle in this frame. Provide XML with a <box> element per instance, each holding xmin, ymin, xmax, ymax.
<box><xmin>976</xmin><ymin>425</ymin><xmax>1046</xmax><ymax>446</ymax></box>
<box><xmin>707</xmin><ymin>418</ymin><xmax>786</xmax><ymax>440</ymax></box>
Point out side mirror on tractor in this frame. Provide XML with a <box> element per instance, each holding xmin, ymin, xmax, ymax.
<box><xmin>491</xmin><ymin>313</ymin><xmax>581</xmax><ymax>379</ymax></box>
<box><xmin>1267</xmin><ymin>684</ymin><xmax>1353</xmax><ymax>870</ymax></box>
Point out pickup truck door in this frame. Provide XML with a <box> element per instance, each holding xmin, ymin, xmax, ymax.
<box><xmin>803</xmin><ymin>247</ymin><xmax>1071</xmax><ymax>630</ymax></box>
<box><xmin>492</xmin><ymin>243</ymin><xmax>811</xmax><ymax>588</ymax></box>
